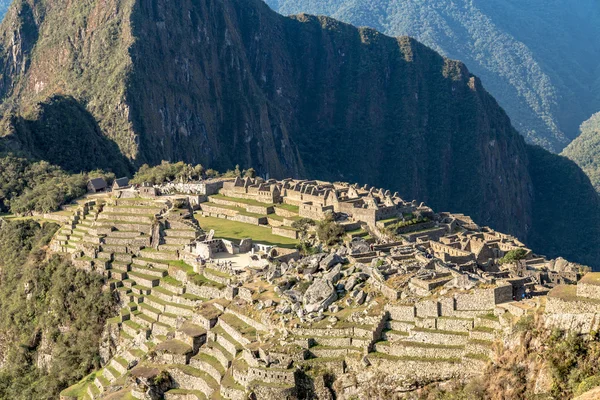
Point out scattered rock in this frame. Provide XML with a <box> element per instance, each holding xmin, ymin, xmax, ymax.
<box><xmin>320</xmin><ymin>253</ymin><xmax>345</xmax><ymax>271</ymax></box>
<box><xmin>324</xmin><ymin>264</ymin><xmax>342</xmax><ymax>284</ymax></box>
<box><xmin>303</xmin><ymin>278</ymin><xmax>338</xmax><ymax>313</ymax></box>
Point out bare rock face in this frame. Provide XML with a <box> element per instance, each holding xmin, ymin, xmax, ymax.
<box><xmin>303</xmin><ymin>279</ymin><xmax>337</xmax><ymax>313</ymax></box>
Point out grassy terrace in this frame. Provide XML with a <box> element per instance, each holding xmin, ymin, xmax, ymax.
<box><xmin>195</xmin><ymin>215</ymin><xmax>298</xmax><ymax>248</ymax></box>
<box><xmin>548</xmin><ymin>284</ymin><xmax>600</xmax><ymax>303</ymax></box>
<box><xmin>368</xmin><ymin>352</ymin><xmax>462</xmax><ymax>363</ymax></box>
<box><xmin>210</xmin><ymin>194</ymin><xmax>274</xmax><ymax>207</ymax></box>
<box><xmin>275</xmin><ymin>203</ymin><xmax>300</xmax><ymax>213</ymax></box>
<box><xmin>580</xmin><ymin>272</ymin><xmax>600</xmax><ymax>286</ymax></box>
<box><xmin>203</xmin><ymin>202</ymin><xmax>266</xmax><ymax>218</ymax></box>
<box><xmin>60</xmin><ymin>372</ymin><xmax>96</xmax><ymax>397</ymax></box>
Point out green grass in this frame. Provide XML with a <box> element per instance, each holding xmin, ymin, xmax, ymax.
<box><xmin>580</xmin><ymin>273</ymin><xmax>600</xmax><ymax>286</ymax></box>
<box><xmin>204</xmin><ymin>267</ymin><xmax>232</xmax><ymax>278</ymax></box>
<box><xmin>275</xmin><ymin>203</ymin><xmax>300</xmax><ymax>213</ymax></box>
<box><xmin>210</xmin><ymin>194</ymin><xmax>274</xmax><ymax>207</ymax></box>
<box><xmin>189</xmin><ymin>272</ymin><xmax>226</xmax><ymax>290</ymax></box>
<box><xmin>60</xmin><ymin>372</ymin><xmax>96</xmax><ymax>397</ymax></box>
<box><xmin>548</xmin><ymin>285</ymin><xmax>600</xmax><ymax>303</ymax></box>
<box><xmin>195</xmin><ymin>215</ymin><xmax>299</xmax><ymax>248</ymax></box>
<box><xmin>203</xmin><ymin>202</ymin><xmax>266</xmax><ymax>218</ymax></box>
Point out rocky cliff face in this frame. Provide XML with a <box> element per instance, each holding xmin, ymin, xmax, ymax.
<box><xmin>265</xmin><ymin>0</ymin><xmax>600</xmax><ymax>153</ymax></box>
<box><xmin>0</xmin><ymin>0</ymin><xmax>598</xmax><ymax>267</ymax></box>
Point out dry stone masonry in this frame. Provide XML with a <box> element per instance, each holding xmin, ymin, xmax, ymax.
<box><xmin>55</xmin><ymin>176</ymin><xmax>592</xmax><ymax>400</ymax></box>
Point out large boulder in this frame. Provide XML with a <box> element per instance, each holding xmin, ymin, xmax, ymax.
<box><xmin>324</xmin><ymin>264</ymin><xmax>342</xmax><ymax>284</ymax></box>
<box><xmin>303</xmin><ymin>279</ymin><xmax>337</xmax><ymax>313</ymax></box>
<box><xmin>349</xmin><ymin>239</ymin><xmax>371</xmax><ymax>254</ymax></box>
<box><xmin>301</xmin><ymin>253</ymin><xmax>327</xmax><ymax>274</ymax></box>
<box><xmin>320</xmin><ymin>253</ymin><xmax>345</xmax><ymax>271</ymax></box>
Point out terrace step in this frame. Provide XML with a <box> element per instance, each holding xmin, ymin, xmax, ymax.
<box><xmin>164</xmin><ymin>389</ymin><xmax>207</xmax><ymax>400</ymax></box>
<box><xmin>387</xmin><ymin>320</ymin><xmax>416</xmax><ymax>332</ymax></box>
<box><xmin>168</xmin><ymin>365</ymin><xmax>218</xmax><ymax>397</ymax></box>
<box><xmin>406</xmin><ymin>328</ymin><xmax>470</xmax><ymax>346</ymax></box>
<box><xmin>309</xmin><ymin>345</ymin><xmax>361</xmax><ymax>358</ymax></box>
<box><xmin>381</xmin><ymin>329</ymin><xmax>410</xmax><ymax>342</ymax></box>
<box><xmin>202</xmin><ymin>340</ymin><xmax>233</xmax><ymax>370</ymax></box>
<box><xmin>94</xmin><ymin>371</ymin><xmax>110</xmax><ymax>392</ymax></box>
<box><xmin>164</xmin><ymin>229</ymin><xmax>198</xmax><ymax>238</ymax></box>
<box><xmin>110</xmin><ymin>356</ymin><xmax>129</xmax><ymax>375</ymax></box>
<box><xmin>218</xmin><ymin>313</ymin><xmax>257</xmax><ymax>345</ymax></box>
<box><xmin>130</xmin><ymin>263</ymin><xmax>168</xmax><ymax>277</ymax></box>
<box><xmin>189</xmin><ymin>352</ymin><xmax>225</xmax><ymax>384</ymax></box>
<box><xmin>129</xmin><ymin>271</ymin><xmax>161</xmax><ymax>287</ymax></box>
<box><xmin>374</xmin><ymin>340</ymin><xmax>465</xmax><ymax>359</ymax></box>
<box><xmin>109</xmin><ymin>268</ymin><xmax>129</xmax><ymax>280</ymax></box>
<box><xmin>212</xmin><ymin>326</ymin><xmax>243</xmax><ymax>358</ymax></box>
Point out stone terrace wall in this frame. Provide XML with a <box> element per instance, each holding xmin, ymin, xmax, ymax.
<box><xmin>232</xmin><ymin>214</ymin><xmax>267</xmax><ymax>225</ymax></box>
<box><xmin>271</xmin><ymin>226</ymin><xmax>299</xmax><ymax>239</ymax></box>
<box><xmin>546</xmin><ymin>295</ymin><xmax>600</xmax><ymax>314</ymax></box>
<box><xmin>577</xmin><ymin>283</ymin><xmax>600</xmax><ymax>300</ymax></box>
<box><xmin>386</xmin><ymin>304</ymin><xmax>416</xmax><ymax>321</ymax></box>
<box><xmin>274</xmin><ymin>207</ymin><xmax>298</xmax><ymax>218</ymax></box>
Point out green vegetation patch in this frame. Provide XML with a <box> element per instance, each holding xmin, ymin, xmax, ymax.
<box><xmin>210</xmin><ymin>194</ymin><xmax>274</xmax><ymax>207</ymax></box>
<box><xmin>580</xmin><ymin>273</ymin><xmax>600</xmax><ymax>286</ymax></box>
<box><xmin>195</xmin><ymin>216</ymin><xmax>298</xmax><ymax>248</ymax></box>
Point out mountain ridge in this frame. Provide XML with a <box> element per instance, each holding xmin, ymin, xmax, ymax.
<box><xmin>265</xmin><ymin>0</ymin><xmax>600</xmax><ymax>153</ymax></box>
<box><xmin>0</xmin><ymin>0</ymin><xmax>598</xmax><ymax>267</ymax></box>
<box><xmin>563</xmin><ymin>113</ymin><xmax>600</xmax><ymax>193</ymax></box>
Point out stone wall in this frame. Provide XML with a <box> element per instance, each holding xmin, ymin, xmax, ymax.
<box><xmin>545</xmin><ymin>295</ymin><xmax>600</xmax><ymax>315</ymax></box>
<box><xmin>186</xmin><ymin>281</ymin><xmax>224</xmax><ymax>299</ymax></box>
<box><xmin>271</xmin><ymin>226</ymin><xmax>299</xmax><ymax>239</ymax></box>
<box><xmin>247</xmin><ymin>367</ymin><xmax>295</xmax><ymax>386</ymax></box>
<box><xmin>436</xmin><ymin>317</ymin><xmax>474</xmax><ymax>332</ymax></box>
<box><xmin>416</xmin><ymin>300</ymin><xmax>440</xmax><ymax>318</ymax></box>
<box><xmin>376</xmin><ymin>342</ymin><xmax>464</xmax><ymax>359</ymax></box>
<box><xmin>454</xmin><ymin>286</ymin><xmax>509</xmax><ymax>311</ymax></box>
<box><xmin>577</xmin><ymin>283</ymin><xmax>600</xmax><ymax>300</ymax></box>
<box><xmin>274</xmin><ymin>207</ymin><xmax>298</xmax><ymax>218</ymax></box>
<box><xmin>225</xmin><ymin>309</ymin><xmax>270</xmax><ymax>331</ymax></box>
<box><xmin>386</xmin><ymin>304</ymin><xmax>416</xmax><ymax>321</ymax></box>
<box><xmin>103</xmin><ymin>206</ymin><xmax>160</xmax><ymax>215</ymax></box>
<box><xmin>299</xmin><ymin>203</ymin><xmax>333</xmax><ymax>220</ymax></box>
<box><xmin>201</xmin><ymin>204</ymin><xmax>238</xmax><ymax>217</ymax></box>
<box><xmin>409</xmin><ymin>329</ymin><xmax>469</xmax><ymax>346</ymax></box>
<box><xmin>232</xmin><ymin>214</ymin><xmax>267</xmax><ymax>225</ymax></box>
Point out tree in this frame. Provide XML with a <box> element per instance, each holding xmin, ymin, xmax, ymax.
<box><xmin>244</xmin><ymin>167</ymin><xmax>257</xmax><ymax>179</ymax></box>
<box><xmin>316</xmin><ymin>214</ymin><xmax>345</xmax><ymax>247</ymax></box>
<box><xmin>498</xmin><ymin>248</ymin><xmax>528</xmax><ymax>264</ymax></box>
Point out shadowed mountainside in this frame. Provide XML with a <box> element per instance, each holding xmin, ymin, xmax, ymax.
<box><xmin>265</xmin><ymin>0</ymin><xmax>600</xmax><ymax>153</ymax></box>
<box><xmin>0</xmin><ymin>0</ymin><xmax>598</xmax><ymax>267</ymax></box>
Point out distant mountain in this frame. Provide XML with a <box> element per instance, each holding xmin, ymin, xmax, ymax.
<box><xmin>265</xmin><ymin>0</ymin><xmax>600</xmax><ymax>153</ymax></box>
<box><xmin>563</xmin><ymin>113</ymin><xmax>600</xmax><ymax>193</ymax></box>
<box><xmin>0</xmin><ymin>1</ymin><xmax>10</xmax><ymax>21</ymax></box>
<box><xmin>0</xmin><ymin>0</ymin><xmax>598</xmax><ymax>268</ymax></box>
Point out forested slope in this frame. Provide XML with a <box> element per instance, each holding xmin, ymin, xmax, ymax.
<box><xmin>266</xmin><ymin>0</ymin><xmax>600</xmax><ymax>152</ymax></box>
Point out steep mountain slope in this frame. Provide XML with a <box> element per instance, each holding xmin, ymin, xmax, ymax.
<box><xmin>265</xmin><ymin>0</ymin><xmax>600</xmax><ymax>153</ymax></box>
<box><xmin>0</xmin><ymin>0</ymin><xmax>598</xmax><ymax>268</ymax></box>
<box><xmin>563</xmin><ymin>113</ymin><xmax>600</xmax><ymax>193</ymax></box>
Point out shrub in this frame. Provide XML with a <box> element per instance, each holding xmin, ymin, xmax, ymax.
<box><xmin>316</xmin><ymin>214</ymin><xmax>345</xmax><ymax>246</ymax></box>
<box><xmin>498</xmin><ymin>248</ymin><xmax>528</xmax><ymax>265</ymax></box>
<box><xmin>0</xmin><ymin>220</ymin><xmax>117</xmax><ymax>399</ymax></box>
